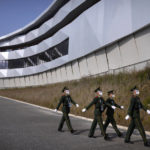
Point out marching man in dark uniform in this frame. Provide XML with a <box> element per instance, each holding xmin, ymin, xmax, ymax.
<box><xmin>55</xmin><ymin>87</ymin><xmax>79</xmax><ymax>133</ymax></box>
<box><xmin>103</xmin><ymin>90</ymin><xmax>124</xmax><ymax>137</ymax></box>
<box><xmin>82</xmin><ymin>87</ymin><xmax>112</xmax><ymax>140</ymax></box>
<box><xmin>124</xmin><ymin>86</ymin><xmax>150</xmax><ymax>146</ymax></box>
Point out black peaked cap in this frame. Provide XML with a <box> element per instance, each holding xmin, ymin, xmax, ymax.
<box><xmin>94</xmin><ymin>87</ymin><xmax>101</xmax><ymax>93</ymax></box>
<box><xmin>62</xmin><ymin>86</ymin><xmax>69</xmax><ymax>92</ymax></box>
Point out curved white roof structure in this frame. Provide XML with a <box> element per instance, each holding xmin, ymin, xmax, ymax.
<box><xmin>0</xmin><ymin>0</ymin><xmax>150</xmax><ymax>78</ymax></box>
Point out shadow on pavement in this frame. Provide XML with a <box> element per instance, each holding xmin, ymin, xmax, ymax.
<box><xmin>73</xmin><ymin>129</ymin><xmax>90</xmax><ymax>135</ymax></box>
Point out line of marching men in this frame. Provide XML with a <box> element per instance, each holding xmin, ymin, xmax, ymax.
<box><xmin>54</xmin><ymin>86</ymin><xmax>150</xmax><ymax>147</ymax></box>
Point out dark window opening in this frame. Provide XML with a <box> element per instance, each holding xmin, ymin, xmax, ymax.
<box><xmin>0</xmin><ymin>38</ymin><xmax>69</xmax><ymax>69</ymax></box>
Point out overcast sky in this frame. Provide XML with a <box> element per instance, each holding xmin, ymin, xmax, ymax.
<box><xmin>0</xmin><ymin>0</ymin><xmax>54</xmax><ymax>37</ymax></box>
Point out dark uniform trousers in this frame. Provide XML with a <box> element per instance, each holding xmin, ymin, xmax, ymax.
<box><xmin>58</xmin><ymin>112</ymin><xmax>73</xmax><ymax>131</ymax></box>
<box><xmin>103</xmin><ymin>98</ymin><xmax>122</xmax><ymax>135</ymax></box>
<box><xmin>89</xmin><ymin>113</ymin><xmax>106</xmax><ymax>137</ymax></box>
<box><xmin>104</xmin><ymin>116</ymin><xmax>121</xmax><ymax>135</ymax></box>
<box><xmin>125</xmin><ymin>96</ymin><xmax>148</xmax><ymax>144</ymax></box>
<box><xmin>56</xmin><ymin>95</ymin><xmax>76</xmax><ymax>132</ymax></box>
<box><xmin>85</xmin><ymin>96</ymin><xmax>109</xmax><ymax>138</ymax></box>
<box><xmin>125</xmin><ymin>116</ymin><xmax>147</xmax><ymax>143</ymax></box>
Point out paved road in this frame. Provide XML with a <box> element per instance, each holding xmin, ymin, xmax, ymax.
<box><xmin>0</xmin><ymin>97</ymin><xmax>149</xmax><ymax>150</ymax></box>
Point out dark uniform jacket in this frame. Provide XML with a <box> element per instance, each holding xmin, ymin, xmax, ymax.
<box><xmin>56</xmin><ymin>95</ymin><xmax>76</xmax><ymax>114</ymax></box>
<box><xmin>128</xmin><ymin>96</ymin><xmax>147</xmax><ymax>118</ymax></box>
<box><xmin>105</xmin><ymin>98</ymin><xmax>121</xmax><ymax>116</ymax></box>
<box><xmin>86</xmin><ymin>96</ymin><xmax>110</xmax><ymax>115</ymax></box>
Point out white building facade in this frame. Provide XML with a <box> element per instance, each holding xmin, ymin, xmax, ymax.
<box><xmin>0</xmin><ymin>0</ymin><xmax>150</xmax><ymax>88</ymax></box>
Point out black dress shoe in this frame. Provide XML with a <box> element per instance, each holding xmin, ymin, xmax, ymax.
<box><xmin>88</xmin><ymin>135</ymin><xmax>96</xmax><ymax>138</ymax></box>
<box><xmin>124</xmin><ymin>140</ymin><xmax>134</xmax><ymax>144</ymax></box>
<box><xmin>71</xmin><ymin>130</ymin><xmax>76</xmax><ymax>134</ymax></box>
<box><xmin>118</xmin><ymin>132</ymin><xmax>123</xmax><ymax>137</ymax></box>
<box><xmin>58</xmin><ymin>129</ymin><xmax>64</xmax><ymax>132</ymax></box>
<box><xmin>101</xmin><ymin>132</ymin><xmax>104</xmax><ymax>136</ymax></box>
<box><xmin>104</xmin><ymin>134</ymin><xmax>110</xmax><ymax>140</ymax></box>
<box><xmin>144</xmin><ymin>142</ymin><xmax>150</xmax><ymax>147</ymax></box>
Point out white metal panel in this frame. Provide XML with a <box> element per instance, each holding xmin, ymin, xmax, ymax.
<box><xmin>23</xmin><ymin>47</ymin><xmax>35</xmax><ymax>58</ymax></box>
<box><xmin>131</xmin><ymin>0</ymin><xmax>150</xmax><ymax>32</ymax></box>
<box><xmin>52</xmin><ymin>0</ymin><xmax>85</xmax><ymax>27</ymax></box>
<box><xmin>51</xmin><ymin>31</ymin><xmax>68</xmax><ymax>46</ymax></box>
<box><xmin>0</xmin><ymin>41</ymin><xmax>9</xmax><ymax>47</ymax></box>
<box><xmin>15</xmin><ymin>49</ymin><xmax>25</xmax><ymax>58</ymax></box>
<box><xmin>6</xmin><ymin>51</ymin><xmax>20</xmax><ymax>60</ymax></box>
<box><xmin>10</xmin><ymin>38</ymin><xmax>20</xmax><ymax>45</ymax></box>
<box><xmin>25</xmin><ymin>32</ymin><xmax>36</xmax><ymax>42</ymax></box>
<box><xmin>38</xmin><ymin>41</ymin><xmax>49</xmax><ymax>52</ymax></box>
<box><xmin>18</xmin><ymin>35</ymin><xmax>25</xmax><ymax>43</ymax></box>
<box><xmin>7</xmin><ymin>70</ymin><xmax>19</xmax><ymax>78</ymax></box>
<box><xmin>1</xmin><ymin>52</ymin><xmax>9</xmax><ymax>60</ymax></box>
<box><xmin>70</xmin><ymin>0</ymin><xmax>85</xmax><ymax>10</ymax></box>
<box><xmin>0</xmin><ymin>53</ymin><xmax>5</xmax><ymax>60</ymax></box>
<box><xmin>0</xmin><ymin>70</ymin><xmax>7</xmax><ymax>78</ymax></box>
<box><xmin>38</xmin><ymin>19</ymin><xmax>53</xmax><ymax>36</ymax></box>
<box><xmin>53</xmin><ymin>9</ymin><xmax>70</xmax><ymax>27</ymax></box>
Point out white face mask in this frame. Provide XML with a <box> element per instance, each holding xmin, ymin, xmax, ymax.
<box><xmin>65</xmin><ymin>90</ymin><xmax>70</xmax><ymax>95</ymax></box>
<box><xmin>112</xmin><ymin>94</ymin><xmax>115</xmax><ymax>98</ymax></box>
<box><xmin>135</xmin><ymin>90</ymin><xmax>140</xmax><ymax>95</ymax></box>
<box><xmin>98</xmin><ymin>91</ymin><xmax>103</xmax><ymax>96</ymax></box>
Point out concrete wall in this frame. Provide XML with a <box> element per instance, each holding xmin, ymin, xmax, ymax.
<box><xmin>46</xmin><ymin>71</ymin><xmax>52</xmax><ymax>84</ymax></box>
<box><xmin>72</xmin><ymin>60</ymin><xmax>81</xmax><ymax>80</ymax></box>
<box><xmin>1</xmin><ymin>25</ymin><xmax>150</xmax><ymax>89</ymax></box>
<box><xmin>60</xmin><ymin>66</ymin><xmax>68</xmax><ymax>82</ymax></box>
<box><xmin>78</xmin><ymin>57</ymin><xmax>89</xmax><ymax>78</ymax></box>
<box><xmin>66</xmin><ymin>64</ymin><xmax>74</xmax><ymax>81</ymax></box>
<box><xmin>19</xmin><ymin>77</ymin><xmax>26</xmax><ymax>87</ymax></box>
<box><xmin>86</xmin><ymin>53</ymin><xmax>99</xmax><ymax>75</ymax></box>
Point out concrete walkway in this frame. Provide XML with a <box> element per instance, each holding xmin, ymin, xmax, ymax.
<box><xmin>0</xmin><ymin>97</ymin><xmax>149</xmax><ymax>150</ymax></box>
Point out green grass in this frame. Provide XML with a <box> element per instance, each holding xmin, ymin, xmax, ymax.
<box><xmin>0</xmin><ymin>67</ymin><xmax>150</xmax><ymax>130</ymax></box>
